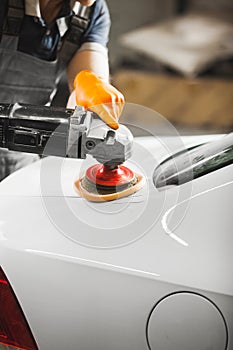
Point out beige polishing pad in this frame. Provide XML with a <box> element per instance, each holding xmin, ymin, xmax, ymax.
<box><xmin>74</xmin><ymin>173</ymin><xmax>145</xmax><ymax>202</ymax></box>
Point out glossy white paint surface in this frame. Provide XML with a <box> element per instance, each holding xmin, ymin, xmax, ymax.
<box><xmin>0</xmin><ymin>134</ymin><xmax>232</xmax><ymax>349</ymax></box>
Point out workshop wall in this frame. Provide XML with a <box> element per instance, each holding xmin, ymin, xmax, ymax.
<box><xmin>188</xmin><ymin>0</ymin><xmax>233</xmax><ymax>12</ymax></box>
<box><xmin>107</xmin><ymin>0</ymin><xmax>233</xmax><ymax>69</ymax></box>
<box><xmin>106</xmin><ymin>0</ymin><xmax>175</xmax><ymax>68</ymax></box>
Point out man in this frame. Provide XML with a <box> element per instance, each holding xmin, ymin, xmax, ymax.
<box><xmin>0</xmin><ymin>0</ymin><xmax>124</xmax><ymax>180</ymax></box>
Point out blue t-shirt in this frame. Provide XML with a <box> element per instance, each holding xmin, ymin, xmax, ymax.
<box><xmin>16</xmin><ymin>0</ymin><xmax>110</xmax><ymax>61</ymax></box>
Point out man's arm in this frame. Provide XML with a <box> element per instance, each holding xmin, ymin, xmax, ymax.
<box><xmin>66</xmin><ymin>46</ymin><xmax>109</xmax><ymax>109</ymax></box>
<box><xmin>67</xmin><ymin>47</ymin><xmax>109</xmax><ymax>92</ymax></box>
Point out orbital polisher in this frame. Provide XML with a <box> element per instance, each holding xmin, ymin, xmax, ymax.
<box><xmin>0</xmin><ymin>103</ymin><xmax>144</xmax><ymax>201</ymax></box>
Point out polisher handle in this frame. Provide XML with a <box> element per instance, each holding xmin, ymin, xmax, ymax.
<box><xmin>0</xmin><ymin>103</ymin><xmax>71</xmax><ymax>157</ymax></box>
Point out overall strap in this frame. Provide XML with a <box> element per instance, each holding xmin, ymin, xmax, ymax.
<box><xmin>58</xmin><ymin>3</ymin><xmax>93</xmax><ymax>66</ymax></box>
<box><xmin>0</xmin><ymin>1</ymin><xmax>93</xmax><ymax>64</ymax></box>
<box><xmin>0</xmin><ymin>0</ymin><xmax>24</xmax><ymax>40</ymax></box>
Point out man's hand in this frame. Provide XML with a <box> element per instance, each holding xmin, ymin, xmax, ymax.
<box><xmin>70</xmin><ymin>70</ymin><xmax>125</xmax><ymax>130</ymax></box>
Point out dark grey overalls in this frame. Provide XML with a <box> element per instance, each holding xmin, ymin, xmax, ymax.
<box><xmin>0</xmin><ymin>0</ymin><xmax>92</xmax><ymax>180</ymax></box>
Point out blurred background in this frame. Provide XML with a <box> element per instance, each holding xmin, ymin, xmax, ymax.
<box><xmin>55</xmin><ymin>0</ymin><xmax>233</xmax><ymax>136</ymax></box>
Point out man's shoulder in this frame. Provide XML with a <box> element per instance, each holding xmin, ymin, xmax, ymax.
<box><xmin>91</xmin><ymin>0</ymin><xmax>110</xmax><ymax>26</ymax></box>
<box><xmin>93</xmin><ymin>0</ymin><xmax>110</xmax><ymax>16</ymax></box>
<box><xmin>81</xmin><ymin>0</ymin><xmax>110</xmax><ymax>47</ymax></box>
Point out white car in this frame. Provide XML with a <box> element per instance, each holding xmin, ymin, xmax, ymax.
<box><xmin>0</xmin><ymin>132</ymin><xmax>232</xmax><ymax>350</ymax></box>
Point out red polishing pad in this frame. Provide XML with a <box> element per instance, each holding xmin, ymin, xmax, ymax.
<box><xmin>85</xmin><ymin>164</ymin><xmax>135</xmax><ymax>187</ymax></box>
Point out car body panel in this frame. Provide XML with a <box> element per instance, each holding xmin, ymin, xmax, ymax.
<box><xmin>0</xmin><ymin>134</ymin><xmax>232</xmax><ymax>349</ymax></box>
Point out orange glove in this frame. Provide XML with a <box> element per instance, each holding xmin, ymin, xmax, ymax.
<box><xmin>74</xmin><ymin>70</ymin><xmax>125</xmax><ymax>130</ymax></box>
